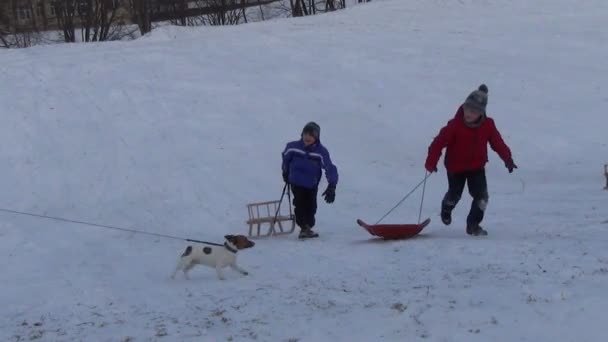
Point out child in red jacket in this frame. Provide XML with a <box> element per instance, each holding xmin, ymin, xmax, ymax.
<box><xmin>425</xmin><ymin>84</ymin><xmax>517</xmax><ymax>236</ymax></box>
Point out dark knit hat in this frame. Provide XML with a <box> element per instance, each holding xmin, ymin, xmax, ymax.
<box><xmin>301</xmin><ymin>121</ymin><xmax>320</xmax><ymax>140</ymax></box>
<box><xmin>463</xmin><ymin>84</ymin><xmax>489</xmax><ymax>113</ymax></box>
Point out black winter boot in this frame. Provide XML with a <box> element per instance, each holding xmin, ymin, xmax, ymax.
<box><xmin>298</xmin><ymin>226</ymin><xmax>319</xmax><ymax>239</ymax></box>
<box><xmin>466</xmin><ymin>224</ymin><xmax>488</xmax><ymax>236</ymax></box>
<box><xmin>441</xmin><ymin>207</ymin><xmax>452</xmax><ymax>225</ymax></box>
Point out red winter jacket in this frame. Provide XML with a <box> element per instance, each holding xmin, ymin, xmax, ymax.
<box><xmin>426</xmin><ymin>106</ymin><xmax>512</xmax><ymax>173</ymax></box>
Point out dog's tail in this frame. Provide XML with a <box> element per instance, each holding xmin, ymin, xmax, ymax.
<box><xmin>181</xmin><ymin>246</ymin><xmax>192</xmax><ymax>257</ymax></box>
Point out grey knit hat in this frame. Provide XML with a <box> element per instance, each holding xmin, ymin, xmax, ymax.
<box><xmin>301</xmin><ymin>121</ymin><xmax>320</xmax><ymax>140</ymax></box>
<box><xmin>463</xmin><ymin>84</ymin><xmax>489</xmax><ymax>113</ymax></box>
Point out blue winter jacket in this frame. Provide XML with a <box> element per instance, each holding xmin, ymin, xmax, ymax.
<box><xmin>282</xmin><ymin>139</ymin><xmax>338</xmax><ymax>190</ymax></box>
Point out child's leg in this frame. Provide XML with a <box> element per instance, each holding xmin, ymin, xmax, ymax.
<box><xmin>296</xmin><ymin>187</ymin><xmax>320</xmax><ymax>238</ymax></box>
<box><xmin>465</xmin><ymin>168</ymin><xmax>489</xmax><ymax>226</ymax></box>
<box><xmin>305</xmin><ymin>187</ymin><xmax>318</xmax><ymax>228</ymax></box>
<box><xmin>291</xmin><ymin>185</ymin><xmax>309</xmax><ymax>229</ymax></box>
<box><xmin>441</xmin><ymin>172</ymin><xmax>467</xmax><ymax>224</ymax></box>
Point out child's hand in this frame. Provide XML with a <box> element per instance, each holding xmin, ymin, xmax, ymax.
<box><xmin>322</xmin><ymin>185</ymin><xmax>336</xmax><ymax>203</ymax></box>
<box><xmin>425</xmin><ymin>163</ymin><xmax>438</xmax><ymax>173</ymax></box>
<box><xmin>505</xmin><ymin>159</ymin><xmax>517</xmax><ymax>173</ymax></box>
<box><xmin>282</xmin><ymin>172</ymin><xmax>289</xmax><ymax>183</ymax></box>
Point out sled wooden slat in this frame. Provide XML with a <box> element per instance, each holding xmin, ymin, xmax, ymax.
<box><xmin>246</xmin><ymin>199</ymin><xmax>295</xmax><ymax>238</ymax></box>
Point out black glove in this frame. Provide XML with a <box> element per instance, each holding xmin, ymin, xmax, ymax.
<box><xmin>505</xmin><ymin>159</ymin><xmax>517</xmax><ymax>173</ymax></box>
<box><xmin>282</xmin><ymin>172</ymin><xmax>289</xmax><ymax>184</ymax></box>
<box><xmin>322</xmin><ymin>185</ymin><xmax>336</xmax><ymax>204</ymax></box>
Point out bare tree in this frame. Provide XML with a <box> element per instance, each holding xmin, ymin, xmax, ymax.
<box><xmin>324</xmin><ymin>0</ymin><xmax>345</xmax><ymax>11</ymax></box>
<box><xmin>241</xmin><ymin>0</ymin><xmax>248</xmax><ymax>23</ymax></box>
<box><xmin>243</xmin><ymin>0</ymin><xmax>292</xmax><ymax>22</ymax></box>
<box><xmin>260</xmin><ymin>0</ymin><xmax>291</xmax><ymax>19</ymax></box>
<box><xmin>168</xmin><ymin>0</ymin><xmax>190</xmax><ymax>26</ymax></box>
<box><xmin>55</xmin><ymin>0</ymin><xmax>133</xmax><ymax>43</ymax></box>
<box><xmin>55</xmin><ymin>0</ymin><xmax>77</xmax><ymax>42</ymax></box>
<box><xmin>289</xmin><ymin>0</ymin><xmax>345</xmax><ymax>17</ymax></box>
<box><xmin>198</xmin><ymin>0</ymin><xmax>244</xmax><ymax>26</ymax></box>
<box><xmin>77</xmin><ymin>0</ymin><xmax>128</xmax><ymax>42</ymax></box>
<box><xmin>0</xmin><ymin>0</ymin><xmax>43</xmax><ymax>48</ymax></box>
<box><xmin>0</xmin><ymin>3</ymin><xmax>11</xmax><ymax>47</ymax></box>
<box><xmin>289</xmin><ymin>0</ymin><xmax>307</xmax><ymax>17</ymax></box>
<box><xmin>149</xmin><ymin>0</ymin><xmax>280</xmax><ymax>26</ymax></box>
<box><xmin>127</xmin><ymin>0</ymin><xmax>152</xmax><ymax>35</ymax></box>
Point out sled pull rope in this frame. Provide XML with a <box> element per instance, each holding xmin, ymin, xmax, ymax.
<box><xmin>375</xmin><ymin>173</ymin><xmax>432</xmax><ymax>225</ymax></box>
<box><xmin>418</xmin><ymin>171</ymin><xmax>429</xmax><ymax>224</ymax></box>
<box><xmin>0</xmin><ymin>207</ymin><xmax>224</xmax><ymax>246</ymax></box>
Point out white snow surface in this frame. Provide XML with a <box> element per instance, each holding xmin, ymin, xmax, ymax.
<box><xmin>1</xmin><ymin>0</ymin><xmax>608</xmax><ymax>341</ymax></box>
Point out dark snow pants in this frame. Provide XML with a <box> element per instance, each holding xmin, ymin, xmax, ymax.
<box><xmin>291</xmin><ymin>185</ymin><xmax>318</xmax><ymax>229</ymax></box>
<box><xmin>442</xmin><ymin>168</ymin><xmax>489</xmax><ymax>226</ymax></box>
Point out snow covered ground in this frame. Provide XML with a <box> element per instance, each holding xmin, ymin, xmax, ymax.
<box><xmin>1</xmin><ymin>0</ymin><xmax>607</xmax><ymax>341</ymax></box>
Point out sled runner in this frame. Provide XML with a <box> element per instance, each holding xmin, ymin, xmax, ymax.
<box><xmin>356</xmin><ymin>218</ymin><xmax>431</xmax><ymax>240</ymax></box>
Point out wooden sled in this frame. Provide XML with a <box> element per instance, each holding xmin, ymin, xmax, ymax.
<box><xmin>246</xmin><ymin>195</ymin><xmax>295</xmax><ymax>238</ymax></box>
<box><xmin>356</xmin><ymin>218</ymin><xmax>431</xmax><ymax>240</ymax></box>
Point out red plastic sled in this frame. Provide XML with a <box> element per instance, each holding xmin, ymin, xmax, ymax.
<box><xmin>356</xmin><ymin>218</ymin><xmax>431</xmax><ymax>240</ymax></box>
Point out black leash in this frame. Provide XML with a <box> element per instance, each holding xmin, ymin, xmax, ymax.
<box><xmin>0</xmin><ymin>207</ymin><xmax>224</xmax><ymax>246</ymax></box>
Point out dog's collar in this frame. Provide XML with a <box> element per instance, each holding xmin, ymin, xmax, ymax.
<box><xmin>224</xmin><ymin>242</ymin><xmax>238</xmax><ymax>254</ymax></box>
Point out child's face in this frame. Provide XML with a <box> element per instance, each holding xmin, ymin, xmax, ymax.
<box><xmin>463</xmin><ymin>106</ymin><xmax>483</xmax><ymax>123</ymax></box>
<box><xmin>302</xmin><ymin>133</ymin><xmax>316</xmax><ymax>146</ymax></box>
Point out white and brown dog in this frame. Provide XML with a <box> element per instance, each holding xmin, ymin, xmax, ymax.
<box><xmin>170</xmin><ymin>235</ymin><xmax>255</xmax><ymax>280</ymax></box>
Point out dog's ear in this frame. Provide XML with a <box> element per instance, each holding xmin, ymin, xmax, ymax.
<box><xmin>224</xmin><ymin>235</ymin><xmax>234</xmax><ymax>241</ymax></box>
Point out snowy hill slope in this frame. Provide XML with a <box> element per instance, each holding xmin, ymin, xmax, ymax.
<box><xmin>1</xmin><ymin>0</ymin><xmax>607</xmax><ymax>341</ymax></box>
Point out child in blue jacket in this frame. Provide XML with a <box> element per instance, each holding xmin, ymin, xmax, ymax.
<box><xmin>282</xmin><ymin>122</ymin><xmax>339</xmax><ymax>238</ymax></box>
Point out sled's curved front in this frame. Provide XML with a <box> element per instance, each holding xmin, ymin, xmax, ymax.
<box><xmin>356</xmin><ymin>218</ymin><xmax>430</xmax><ymax>240</ymax></box>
